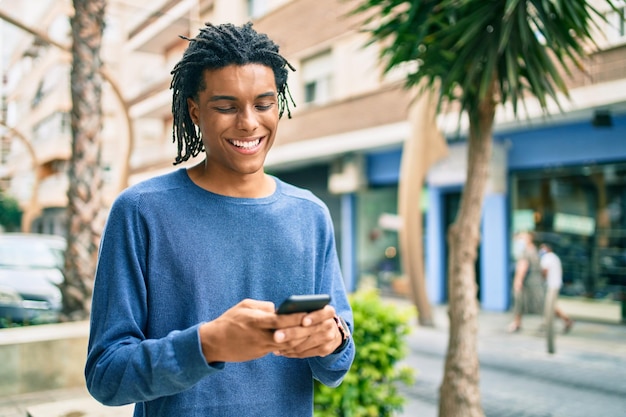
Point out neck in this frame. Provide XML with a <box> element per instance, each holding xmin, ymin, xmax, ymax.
<box><xmin>187</xmin><ymin>162</ymin><xmax>275</xmax><ymax>198</ymax></box>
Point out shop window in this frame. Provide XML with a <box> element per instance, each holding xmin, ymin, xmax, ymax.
<box><xmin>511</xmin><ymin>163</ymin><xmax>626</xmax><ymax>313</ymax></box>
<box><xmin>355</xmin><ymin>186</ymin><xmax>406</xmax><ymax>295</ymax></box>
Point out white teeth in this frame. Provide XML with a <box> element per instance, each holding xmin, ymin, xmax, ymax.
<box><xmin>231</xmin><ymin>139</ymin><xmax>260</xmax><ymax>149</ymax></box>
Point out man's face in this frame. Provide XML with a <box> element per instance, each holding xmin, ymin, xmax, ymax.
<box><xmin>187</xmin><ymin>64</ymin><xmax>279</xmax><ymax>179</ymax></box>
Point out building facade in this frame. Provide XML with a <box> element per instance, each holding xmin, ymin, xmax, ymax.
<box><xmin>1</xmin><ymin>0</ymin><xmax>625</xmax><ymax>322</ymax></box>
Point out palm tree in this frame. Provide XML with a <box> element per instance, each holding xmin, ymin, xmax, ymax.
<box><xmin>61</xmin><ymin>0</ymin><xmax>107</xmax><ymax>320</ymax></box>
<box><xmin>1</xmin><ymin>1</ymin><xmax>138</xmax><ymax>320</ymax></box>
<box><xmin>351</xmin><ymin>0</ymin><xmax>616</xmax><ymax>416</ymax></box>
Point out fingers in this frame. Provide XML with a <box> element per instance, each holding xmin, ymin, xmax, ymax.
<box><xmin>273</xmin><ymin>314</ymin><xmax>340</xmax><ymax>358</ymax></box>
<box><xmin>274</xmin><ymin>333</ymin><xmax>338</xmax><ymax>358</ymax></box>
<box><xmin>199</xmin><ymin>300</ymin><xmax>342</xmax><ymax>363</ymax></box>
<box><xmin>234</xmin><ymin>299</ymin><xmax>303</xmax><ymax>331</ymax></box>
<box><xmin>301</xmin><ymin>305</ymin><xmax>336</xmax><ymax>325</ymax></box>
<box><xmin>200</xmin><ymin>299</ymin><xmax>294</xmax><ymax>363</ymax></box>
<box><xmin>270</xmin><ymin>304</ymin><xmax>336</xmax><ymax>332</ymax></box>
<box><xmin>237</xmin><ymin>298</ymin><xmax>276</xmax><ymax>313</ymax></box>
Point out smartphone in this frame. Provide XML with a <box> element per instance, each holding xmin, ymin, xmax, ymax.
<box><xmin>276</xmin><ymin>294</ymin><xmax>331</xmax><ymax>314</ymax></box>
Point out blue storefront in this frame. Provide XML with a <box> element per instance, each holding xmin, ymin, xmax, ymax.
<box><xmin>356</xmin><ymin>112</ymin><xmax>626</xmax><ymax>322</ymax></box>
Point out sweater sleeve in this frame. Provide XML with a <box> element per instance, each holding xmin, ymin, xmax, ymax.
<box><xmin>308</xmin><ymin>319</ymin><xmax>355</xmax><ymax>388</ymax></box>
<box><xmin>307</xmin><ymin>209</ymin><xmax>356</xmax><ymax>387</ymax></box>
<box><xmin>84</xmin><ymin>192</ymin><xmax>221</xmax><ymax>406</ymax></box>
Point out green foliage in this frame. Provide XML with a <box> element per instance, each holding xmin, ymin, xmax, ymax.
<box><xmin>0</xmin><ymin>191</ymin><xmax>22</xmax><ymax>232</ymax></box>
<box><xmin>314</xmin><ymin>290</ymin><xmax>415</xmax><ymax>417</ymax></box>
<box><xmin>0</xmin><ymin>317</ymin><xmax>25</xmax><ymax>328</ymax></box>
<box><xmin>351</xmin><ymin>0</ymin><xmax>615</xmax><ymax>118</ymax></box>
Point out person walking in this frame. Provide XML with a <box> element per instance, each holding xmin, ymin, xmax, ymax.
<box><xmin>540</xmin><ymin>243</ymin><xmax>574</xmax><ymax>333</ymax></box>
<box><xmin>85</xmin><ymin>22</ymin><xmax>355</xmax><ymax>417</ymax></box>
<box><xmin>508</xmin><ymin>231</ymin><xmax>546</xmax><ymax>333</ymax></box>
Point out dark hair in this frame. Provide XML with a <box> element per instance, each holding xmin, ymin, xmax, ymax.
<box><xmin>170</xmin><ymin>22</ymin><xmax>295</xmax><ymax>165</ymax></box>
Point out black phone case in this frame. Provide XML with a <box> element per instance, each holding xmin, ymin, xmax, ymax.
<box><xmin>276</xmin><ymin>294</ymin><xmax>331</xmax><ymax>314</ymax></box>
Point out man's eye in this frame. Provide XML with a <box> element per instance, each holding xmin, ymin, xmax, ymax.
<box><xmin>256</xmin><ymin>103</ymin><xmax>274</xmax><ymax>111</ymax></box>
<box><xmin>215</xmin><ymin>107</ymin><xmax>237</xmax><ymax>113</ymax></box>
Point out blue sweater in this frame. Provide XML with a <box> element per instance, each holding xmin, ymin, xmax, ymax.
<box><xmin>85</xmin><ymin>169</ymin><xmax>355</xmax><ymax>416</ymax></box>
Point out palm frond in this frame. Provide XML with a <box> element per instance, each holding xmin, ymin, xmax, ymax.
<box><xmin>352</xmin><ymin>0</ymin><xmax>617</xmax><ymax>119</ymax></box>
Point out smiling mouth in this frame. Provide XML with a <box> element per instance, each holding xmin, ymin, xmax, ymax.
<box><xmin>228</xmin><ymin>138</ymin><xmax>262</xmax><ymax>149</ymax></box>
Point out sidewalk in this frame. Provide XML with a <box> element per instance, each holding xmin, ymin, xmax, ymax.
<box><xmin>395</xmin><ymin>300</ymin><xmax>626</xmax><ymax>417</ymax></box>
<box><xmin>391</xmin><ymin>298</ymin><xmax>626</xmax><ymax>358</ymax></box>
<box><xmin>0</xmin><ymin>387</ymin><xmax>132</xmax><ymax>417</ymax></box>
<box><xmin>1</xmin><ymin>301</ymin><xmax>624</xmax><ymax>417</ymax></box>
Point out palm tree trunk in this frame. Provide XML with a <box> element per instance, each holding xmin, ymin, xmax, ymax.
<box><xmin>61</xmin><ymin>0</ymin><xmax>106</xmax><ymax>321</ymax></box>
<box><xmin>439</xmin><ymin>83</ymin><xmax>496</xmax><ymax>417</ymax></box>
<box><xmin>398</xmin><ymin>85</ymin><xmax>448</xmax><ymax>326</ymax></box>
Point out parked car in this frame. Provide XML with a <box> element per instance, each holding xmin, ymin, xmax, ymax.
<box><xmin>0</xmin><ymin>233</ymin><xmax>66</xmax><ymax>326</ymax></box>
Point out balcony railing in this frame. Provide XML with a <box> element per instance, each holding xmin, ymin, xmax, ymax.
<box><xmin>126</xmin><ymin>0</ymin><xmax>201</xmax><ymax>54</ymax></box>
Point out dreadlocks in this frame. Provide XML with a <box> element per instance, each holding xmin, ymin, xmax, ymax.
<box><xmin>170</xmin><ymin>22</ymin><xmax>295</xmax><ymax>165</ymax></box>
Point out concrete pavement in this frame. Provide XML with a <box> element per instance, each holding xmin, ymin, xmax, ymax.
<box><xmin>396</xmin><ymin>300</ymin><xmax>626</xmax><ymax>417</ymax></box>
<box><xmin>0</xmin><ymin>300</ymin><xmax>624</xmax><ymax>417</ymax></box>
<box><xmin>0</xmin><ymin>385</ymin><xmax>130</xmax><ymax>417</ymax></box>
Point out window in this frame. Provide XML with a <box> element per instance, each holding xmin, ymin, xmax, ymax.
<box><xmin>606</xmin><ymin>0</ymin><xmax>626</xmax><ymax>44</ymax></box>
<box><xmin>32</xmin><ymin>112</ymin><xmax>71</xmax><ymax>143</ymax></box>
<box><xmin>247</xmin><ymin>0</ymin><xmax>268</xmax><ymax>18</ymax></box>
<box><xmin>102</xmin><ymin>163</ymin><xmax>113</xmax><ymax>184</ymax></box>
<box><xmin>30</xmin><ymin>65</ymin><xmax>66</xmax><ymax>109</ymax></box>
<box><xmin>32</xmin><ymin>81</ymin><xmax>45</xmax><ymax>108</ymax></box>
<box><xmin>301</xmin><ymin>51</ymin><xmax>332</xmax><ymax>106</ymax></box>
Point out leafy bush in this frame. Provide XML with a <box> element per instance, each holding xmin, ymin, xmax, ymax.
<box><xmin>314</xmin><ymin>290</ymin><xmax>415</xmax><ymax>416</ymax></box>
<box><xmin>0</xmin><ymin>191</ymin><xmax>22</xmax><ymax>232</ymax></box>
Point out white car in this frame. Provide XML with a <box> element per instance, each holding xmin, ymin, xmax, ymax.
<box><xmin>0</xmin><ymin>233</ymin><xmax>66</xmax><ymax>326</ymax></box>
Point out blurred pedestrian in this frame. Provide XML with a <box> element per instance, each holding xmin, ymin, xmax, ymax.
<box><xmin>85</xmin><ymin>22</ymin><xmax>354</xmax><ymax>417</ymax></box>
<box><xmin>540</xmin><ymin>243</ymin><xmax>574</xmax><ymax>333</ymax></box>
<box><xmin>508</xmin><ymin>231</ymin><xmax>545</xmax><ymax>332</ymax></box>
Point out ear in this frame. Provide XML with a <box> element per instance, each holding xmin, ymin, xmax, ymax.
<box><xmin>187</xmin><ymin>97</ymin><xmax>199</xmax><ymax>125</ymax></box>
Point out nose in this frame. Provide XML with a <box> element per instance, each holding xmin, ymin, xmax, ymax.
<box><xmin>236</xmin><ymin>107</ymin><xmax>259</xmax><ymax>132</ymax></box>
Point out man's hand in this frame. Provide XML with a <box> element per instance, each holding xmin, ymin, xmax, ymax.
<box><xmin>199</xmin><ymin>299</ymin><xmax>303</xmax><ymax>363</ymax></box>
<box><xmin>272</xmin><ymin>305</ymin><xmax>343</xmax><ymax>358</ymax></box>
<box><xmin>199</xmin><ymin>301</ymin><xmax>344</xmax><ymax>363</ymax></box>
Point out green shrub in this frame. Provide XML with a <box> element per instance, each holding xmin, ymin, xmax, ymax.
<box><xmin>314</xmin><ymin>289</ymin><xmax>415</xmax><ymax>417</ymax></box>
<box><xmin>0</xmin><ymin>191</ymin><xmax>22</xmax><ymax>232</ymax></box>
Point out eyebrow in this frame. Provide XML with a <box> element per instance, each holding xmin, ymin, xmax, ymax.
<box><xmin>209</xmin><ymin>91</ymin><xmax>276</xmax><ymax>102</ymax></box>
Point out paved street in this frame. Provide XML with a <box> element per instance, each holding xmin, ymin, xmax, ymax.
<box><xmin>397</xmin><ymin>303</ymin><xmax>626</xmax><ymax>417</ymax></box>
<box><xmin>1</xmin><ymin>301</ymin><xmax>625</xmax><ymax>417</ymax></box>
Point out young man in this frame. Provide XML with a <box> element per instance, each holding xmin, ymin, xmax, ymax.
<box><xmin>85</xmin><ymin>22</ymin><xmax>355</xmax><ymax>416</ymax></box>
